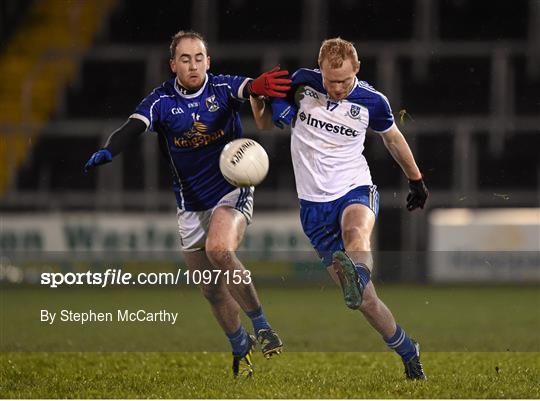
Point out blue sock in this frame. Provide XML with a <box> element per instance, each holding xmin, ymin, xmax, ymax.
<box><xmin>355</xmin><ymin>263</ymin><xmax>371</xmax><ymax>288</ymax></box>
<box><xmin>226</xmin><ymin>326</ymin><xmax>249</xmax><ymax>356</ymax></box>
<box><xmin>246</xmin><ymin>306</ymin><xmax>271</xmax><ymax>333</ymax></box>
<box><xmin>384</xmin><ymin>325</ymin><xmax>417</xmax><ymax>361</ymax></box>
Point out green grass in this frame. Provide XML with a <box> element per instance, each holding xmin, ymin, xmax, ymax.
<box><xmin>1</xmin><ymin>351</ymin><xmax>539</xmax><ymax>398</ymax></box>
<box><xmin>1</xmin><ymin>285</ymin><xmax>539</xmax><ymax>397</ymax></box>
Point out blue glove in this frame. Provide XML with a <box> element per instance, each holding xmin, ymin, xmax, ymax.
<box><xmin>84</xmin><ymin>149</ymin><xmax>112</xmax><ymax>173</ymax></box>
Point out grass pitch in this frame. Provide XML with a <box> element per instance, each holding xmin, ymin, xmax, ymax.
<box><xmin>1</xmin><ymin>285</ymin><xmax>539</xmax><ymax>398</ymax></box>
<box><xmin>2</xmin><ymin>351</ymin><xmax>539</xmax><ymax>398</ymax></box>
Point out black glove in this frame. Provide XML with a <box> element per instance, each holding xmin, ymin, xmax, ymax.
<box><xmin>406</xmin><ymin>177</ymin><xmax>428</xmax><ymax>211</ymax></box>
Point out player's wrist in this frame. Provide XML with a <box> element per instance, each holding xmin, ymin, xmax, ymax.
<box><xmin>246</xmin><ymin>80</ymin><xmax>255</xmax><ymax>97</ymax></box>
<box><xmin>408</xmin><ymin>174</ymin><xmax>428</xmax><ymax>193</ymax></box>
<box><xmin>246</xmin><ymin>81</ymin><xmax>257</xmax><ymax>97</ymax></box>
<box><xmin>247</xmin><ymin>82</ymin><xmax>269</xmax><ymax>103</ymax></box>
<box><xmin>407</xmin><ymin>173</ymin><xmax>423</xmax><ymax>183</ymax></box>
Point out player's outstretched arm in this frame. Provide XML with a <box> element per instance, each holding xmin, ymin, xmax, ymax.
<box><xmin>380</xmin><ymin>125</ymin><xmax>429</xmax><ymax>210</ymax></box>
<box><xmin>84</xmin><ymin>118</ymin><xmax>146</xmax><ymax>173</ymax></box>
<box><xmin>247</xmin><ymin>66</ymin><xmax>292</xmax><ymax>98</ymax></box>
<box><xmin>249</xmin><ymin>96</ymin><xmax>274</xmax><ymax>130</ymax></box>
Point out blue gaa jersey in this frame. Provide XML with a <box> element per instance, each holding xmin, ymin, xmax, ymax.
<box><xmin>130</xmin><ymin>73</ymin><xmax>250</xmax><ymax>211</ymax></box>
<box><xmin>271</xmin><ymin>68</ymin><xmax>395</xmax><ymax>202</ymax></box>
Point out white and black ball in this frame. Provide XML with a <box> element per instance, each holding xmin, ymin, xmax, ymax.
<box><xmin>219</xmin><ymin>138</ymin><xmax>269</xmax><ymax>187</ymax></box>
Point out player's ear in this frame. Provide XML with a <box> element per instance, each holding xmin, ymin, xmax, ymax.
<box><xmin>206</xmin><ymin>56</ymin><xmax>211</xmax><ymax>71</ymax></box>
<box><xmin>170</xmin><ymin>58</ymin><xmax>177</xmax><ymax>73</ymax></box>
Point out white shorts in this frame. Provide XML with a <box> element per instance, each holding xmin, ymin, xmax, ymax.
<box><xmin>176</xmin><ymin>187</ymin><xmax>254</xmax><ymax>251</ymax></box>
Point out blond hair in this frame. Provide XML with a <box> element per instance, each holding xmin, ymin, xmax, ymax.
<box><xmin>169</xmin><ymin>30</ymin><xmax>208</xmax><ymax>59</ymax></box>
<box><xmin>318</xmin><ymin>37</ymin><xmax>360</xmax><ymax>71</ymax></box>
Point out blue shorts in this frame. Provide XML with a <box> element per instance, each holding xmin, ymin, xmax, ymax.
<box><xmin>299</xmin><ymin>185</ymin><xmax>379</xmax><ymax>266</ymax></box>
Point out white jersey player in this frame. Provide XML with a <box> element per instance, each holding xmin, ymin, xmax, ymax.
<box><xmin>251</xmin><ymin>37</ymin><xmax>428</xmax><ymax>380</ymax></box>
<box><xmin>286</xmin><ymin>70</ymin><xmax>392</xmax><ymax>202</ymax></box>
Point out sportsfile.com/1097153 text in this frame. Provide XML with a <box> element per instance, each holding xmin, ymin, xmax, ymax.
<box><xmin>40</xmin><ymin>268</ymin><xmax>252</xmax><ymax>288</ymax></box>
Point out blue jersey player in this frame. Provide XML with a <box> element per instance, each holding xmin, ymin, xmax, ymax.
<box><xmin>251</xmin><ymin>38</ymin><xmax>428</xmax><ymax>380</ymax></box>
<box><xmin>84</xmin><ymin>31</ymin><xmax>291</xmax><ymax>377</ymax></box>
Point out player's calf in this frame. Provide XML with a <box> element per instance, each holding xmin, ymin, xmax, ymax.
<box><xmin>200</xmin><ymin>281</ymin><xmax>226</xmax><ymax>305</ymax></box>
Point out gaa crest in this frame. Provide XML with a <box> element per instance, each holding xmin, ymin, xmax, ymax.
<box><xmin>348</xmin><ymin>104</ymin><xmax>361</xmax><ymax>118</ymax></box>
<box><xmin>205</xmin><ymin>95</ymin><xmax>220</xmax><ymax>112</ymax></box>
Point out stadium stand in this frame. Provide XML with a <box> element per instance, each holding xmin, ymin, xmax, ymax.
<box><xmin>0</xmin><ymin>0</ymin><xmax>116</xmax><ymax>195</ymax></box>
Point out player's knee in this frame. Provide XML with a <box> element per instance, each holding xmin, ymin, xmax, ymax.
<box><xmin>342</xmin><ymin>226</ymin><xmax>370</xmax><ymax>250</ymax></box>
<box><xmin>205</xmin><ymin>243</ymin><xmax>234</xmax><ymax>267</ymax></box>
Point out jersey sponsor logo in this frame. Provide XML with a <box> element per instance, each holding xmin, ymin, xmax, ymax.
<box><xmin>173</xmin><ymin>121</ymin><xmax>225</xmax><ymax>148</ymax></box>
<box><xmin>187</xmin><ymin>102</ymin><xmax>199</xmax><ymax>108</ymax></box>
<box><xmin>173</xmin><ymin>129</ymin><xmax>225</xmax><ymax>148</ymax></box>
<box><xmin>205</xmin><ymin>95</ymin><xmax>220</xmax><ymax>112</ymax></box>
<box><xmin>298</xmin><ymin>110</ymin><xmax>359</xmax><ymax>137</ymax></box>
<box><xmin>189</xmin><ymin>121</ymin><xmax>207</xmax><ymax>133</ymax></box>
<box><xmin>171</xmin><ymin>107</ymin><xmax>184</xmax><ymax>115</ymax></box>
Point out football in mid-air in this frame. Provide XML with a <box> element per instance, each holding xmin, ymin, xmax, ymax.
<box><xmin>219</xmin><ymin>138</ymin><xmax>269</xmax><ymax>187</ymax></box>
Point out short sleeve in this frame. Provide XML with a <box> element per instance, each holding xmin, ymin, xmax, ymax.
<box><xmin>368</xmin><ymin>92</ymin><xmax>395</xmax><ymax>133</ymax></box>
<box><xmin>213</xmin><ymin>74</ymin><xmax>251</xmax><ymax>101</ymax></box>
<box><xmin>130</xmin><ymin>89</ymin><xmax>163</xmax><ymax>131</ymax></box>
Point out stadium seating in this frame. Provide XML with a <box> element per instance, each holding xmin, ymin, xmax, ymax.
<box><xmin>438</xmin><ymin>0</ymin><xmax>528</xmax><ymax>40</ymax></box>
<box><xmin>513</xmin><ymin>56</ymin><xmax>540</xmax><ymax>115</ymax></box>
<box><xmin>0</xmin><ymin>0</ymin><xmax>116</xmax><ymax>196</ymax></box>
<box><xmin>65</xmin><ymin>59</ymin><xmax>146</xmax><ymax>118</ymax></box>
<box><xmin>328</xmin><ymin>0</ymin><xmax>415</xmax><ymax>40</ymax></box>
<box><xmin>399</xmin><ymin>57</ymin><xmax>491</xmax><ymax>115</ymax></box>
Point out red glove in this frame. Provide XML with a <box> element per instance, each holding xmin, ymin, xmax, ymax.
<box><xmin>250</xmin><ymin>66</ymin><xmax>292</xmax><ymax>98</ymax></box>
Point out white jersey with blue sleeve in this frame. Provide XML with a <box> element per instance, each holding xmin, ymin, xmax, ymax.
<box><xmin>271</xmin><ymin>68</ymin><xmax>395</xmax><ymax>202</ymax></box>
<box><xmin>130</xmin><ymin>73</ymin><xmax>251</xmax><ymax>211</ymax></box>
